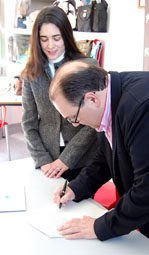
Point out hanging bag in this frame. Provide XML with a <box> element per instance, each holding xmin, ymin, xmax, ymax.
<box><xmin>53</xmin><ymin>0</ymin><xmax>77</xmax><ymax>29</ymax></box>
<box><xmin>76</xmin><ymin>39</ymin><xmax>93</xmax><ymax>56</ymax></box>
<box><xmin>92</xmin><ymin>0</ymin><xmax>108</xmax><ymax>32</ymax></box>
<box><xmin>76</xmin><ymin>0</ymin><xmax>108</xmax><ymax>32</ymax></box>
<box><xmin>76</xmin><ymin>4</ymin><xmax>93</xmax><ymax>32</ymax></box>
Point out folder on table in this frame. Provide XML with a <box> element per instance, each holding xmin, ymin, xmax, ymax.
<box><xmin>0</xmin><ymin>183</ymin><xmax>26</xmax><ymax>212</ymax></box>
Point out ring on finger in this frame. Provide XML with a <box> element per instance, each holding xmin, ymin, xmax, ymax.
<box><xmin>57</xmin><ymin>167</ymin><xmax>61</xmax><ymax>172</ymax></box>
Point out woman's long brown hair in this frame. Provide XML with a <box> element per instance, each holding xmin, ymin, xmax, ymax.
<box><xmin>21</xmin><ymin>6</ymin><xmax>85</xmax><ymax>80</ymax></box>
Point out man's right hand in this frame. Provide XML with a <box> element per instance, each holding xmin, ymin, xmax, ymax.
<box><xmin>54</xmin><ymin>185</ymin><xmax>75</xmax><ymax>207</ymax></box>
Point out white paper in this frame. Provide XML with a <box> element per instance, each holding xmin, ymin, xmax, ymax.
<box><xmin>0</xmin><ymin>184</ymin><xmax>26</xmax><ymax>212</ymax></box>
<box><xmin>26</xmin><ymin>203</ymin><xmax>88</xmax><ymax>238</ymax></box>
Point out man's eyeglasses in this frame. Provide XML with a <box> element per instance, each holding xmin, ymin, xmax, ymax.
<box><xmin>67</xmin><ymin>96</ymin><xmax>84</xmax><ymax>124</ymax></box>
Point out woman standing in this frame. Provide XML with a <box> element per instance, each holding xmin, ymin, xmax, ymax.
<box><xmin>21</xmin><ymin>6</ymin><xmax>98</xmax><ymax>181</ymax></box>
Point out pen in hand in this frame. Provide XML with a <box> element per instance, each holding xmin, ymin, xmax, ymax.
<box><xmin>59</xmin><ymin>179</ymin><xmax>68</xmax><ymax>209</ymax></box>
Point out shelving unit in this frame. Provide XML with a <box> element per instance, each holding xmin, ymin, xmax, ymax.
<box><xmin>0</xmin><ymin>0</ymin><xmax>54</xmax><ymax>77</ymax></box>
<box><xmin>10</xmin><ymin>28</ymin><xmax>32</xmax><ymax>36</ymax></box>
<box><xmin>0</xmin><ymin>0</ymin><xmax>109</xmax><ymax>125</ymax></box>
<box><xmin>0</xmin><ymin>0</ymin><xmax>108</xmax><ymax>78</ymax></box>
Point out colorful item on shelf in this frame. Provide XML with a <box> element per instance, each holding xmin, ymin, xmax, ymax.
<box><xmin>76</xmin><ymin>39</ymin><xmax>93</xmax><ymax>56</ymax></box>
<box><xmin>53</xmin><ymin>0</ymin><xmax>77</xmax><ymax>29</ymax></box>
<box><xmin>90</xmin><ymin>39</ymin><xmax>103</xmax><ymax>66</ymax></box>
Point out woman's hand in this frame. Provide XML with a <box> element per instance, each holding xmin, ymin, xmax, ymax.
<box><xmin>41</xmin><ymin>159</ymin><xmax>69</xmax><ymax>178</ymax></box>
<box><xmin>57</xmin><ymin>216</ymin><xmax>97</xmax><ymax>240</ymax></box>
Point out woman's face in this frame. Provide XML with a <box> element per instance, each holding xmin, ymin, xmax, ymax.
<box><xmin>39</xmin><ymin>23</ymin><xmax>65</xmax><ymax>61</ymax></box>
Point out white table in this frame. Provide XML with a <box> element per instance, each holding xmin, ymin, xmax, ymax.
<box><xmin>0</xmin><ymin>77</ymin><xmax>22</xmax><ymax>106</ymax></box>
<box><xmin>0</xmin><ymin>89</ymin><xmax>22</xmax><ymax>106</ymax></box>
<box><xmin>0</xmin><ymin>158</ymin><xmax>148</xmax><ymax>255</ymax></box>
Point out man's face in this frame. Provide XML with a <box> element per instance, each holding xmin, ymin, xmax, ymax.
<box><xmin>52</xmin><ymin>92</ymin><xmax>102</xmax><ymax>129</ymax></box>
<box><xmin>49</xmin><ymin>60</ymin><xmax>106</xmax><ymax>129</ymax></box>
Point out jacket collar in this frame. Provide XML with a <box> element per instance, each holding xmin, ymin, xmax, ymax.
<box><xmin>109</xmin><ymin>71</ymin><xmax>122</xmax><ymax>143</ymax></box>
<box><xmin>44</xmin><ymin>61</ymin><xmax>52</xmax><ymax>79</ymax></box>
<box><xmin>44</xmin><ymin>57</ymin><xmax>67</xmax><ymax>79</ymax></box>
<box><xmin>109</xmin><ymin>71</ymin><xmax>122</xmax><ymax>186</ymax></box>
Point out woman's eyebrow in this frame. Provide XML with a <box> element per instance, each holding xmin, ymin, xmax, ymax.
<box><xmin>40</xmin><ymin>34</ymin><xmax>61</xmax><ymax>38</ymax></box>
<box><xmin>52</xmin><ymin>34</ymin><xmax>61</xmax><ymax>38</ymax></box>
<box><xmin>40</xmin><ymin>35</ymin><xmax>47</xmax><ymax>38</ymax></box>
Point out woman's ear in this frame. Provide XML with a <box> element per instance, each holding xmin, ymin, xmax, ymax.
<box><xmin>84</xmin><ymin>92</ymin><xmax>100</xmax><ymax>107</ymax></box>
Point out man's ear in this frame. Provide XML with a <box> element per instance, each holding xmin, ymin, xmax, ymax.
<box><xmin>84</xmin><ymin>92</ymin><xmax>100</xmax><ymax>107</ymax></box>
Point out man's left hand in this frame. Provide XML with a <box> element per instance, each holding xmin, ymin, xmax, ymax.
<box><xmin>57</xmin><ymin>216</ymin><xmax>97</xmax><ymax>240</ymax></box>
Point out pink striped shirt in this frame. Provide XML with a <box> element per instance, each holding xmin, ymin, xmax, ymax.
<box><xmin>96</xmin><ymin>74</ymin><xmax>112</xmax><ymax>148</ymax></box>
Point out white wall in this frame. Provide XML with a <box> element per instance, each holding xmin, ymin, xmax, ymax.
<box><xmin>104</xmin><ymin>0</ymin><xmax>145</xmax><ymax>71</ymax></box>
<box><xmin>74</xmin><ymin>0</ymin><xmax>145</xmax><ymax>72</ymax></box>
<box><xmin>5</xmin><ymin>0</ymin><xmax>145</xmax><ymax>124</ymax></box>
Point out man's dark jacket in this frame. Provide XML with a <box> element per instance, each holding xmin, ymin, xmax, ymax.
<box><xmin>69</xmin><ymin>71</ymin><xmax>149</xmax><ymax>241</ymax></box>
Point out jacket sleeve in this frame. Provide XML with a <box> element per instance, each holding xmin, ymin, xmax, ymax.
<box><xmin>59</xmin><ymin>124</ymin><xmax>98</xmax><ymax>169</ymax></box>
<box><xmin>93</xmin><ymin>100</ymin><xmax>149</xmax><ymax>241</ymax></box>
<box><xmin>69</xmin><ymin>102</ymin><xmax>149</xmax><ymax>240</ymax></box>
<box><xmin>68</xmin><ymin>132</ymin><xmax>112</xmax><ymax>198</ymax></box>
<box><xmin>22</xmin><ymin>79</ymin><xmax>53</xmax><ymax>168</ymax></box>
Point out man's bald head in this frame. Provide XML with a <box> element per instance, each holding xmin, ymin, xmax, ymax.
<box><xmin>49</xmin><ymin>60</ymin><xmax>108</xmax><ymax>106</ymax></box>
<box><xmin>50</xmin><ymin>60</ymin><xmax>89</xmax><ymax>102</ymax></box>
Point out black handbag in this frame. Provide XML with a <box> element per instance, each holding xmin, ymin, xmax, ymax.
<box><xmin>76</xmin><ymin>0</ymin><xmax>108</xmax><ymax>32</ymax></box>
<box><xmin>92</xmin><ymin>0</ymin><xmax>108</xmax><ymax>32</ymax></box>
<box><xmin>76</xmin><ymin>4</ymin><xmax>93</xmax><ymax>32</ymax></box>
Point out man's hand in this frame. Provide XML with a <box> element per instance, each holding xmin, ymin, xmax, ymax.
<box><xmin>57</xmin><ymin>216</ymin><xmax>97</xmax><ymax>240</ymax></box>
<box><xmin>54</xmin><ymin>185</ymin><xmax>75</xmax><ymax>207</ymax></box>
<box><xmin>41</xmin><ymin>159</ymin><xmax>69</xmax><ymax>178</ymax></box>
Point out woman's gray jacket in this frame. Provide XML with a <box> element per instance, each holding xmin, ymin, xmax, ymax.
<box><xmin>22</xmin><ymin>58</ymin><xmax>98</xmax><ymax>169</ymax></box>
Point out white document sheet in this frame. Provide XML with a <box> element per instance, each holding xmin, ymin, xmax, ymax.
<box><xmin>26</xmin><ymin>204</ymin><xmax>84</xmax><ymax>238</ymax></box>
<box><xmin>0</xmin><ymin>184</ymin><xmax>26</xmax><ymax>212</ymax></box>
<box><xmin>26</xmin><ymin>201</ymin><xmax>106</xmax><ymax>238</ymax></box>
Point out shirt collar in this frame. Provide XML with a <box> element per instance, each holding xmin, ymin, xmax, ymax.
<box><xmin>96</xmin><ymin>74</ymin><xmax>112</xmax><ymax>148</ymax></box>
<box><xmin>49</xmin><ymin>51</ymin><xmax>65</xmax><ymax>64</ymax></box>
<box><xmin>48</xmin><ymin>51</ymin><xmax>65</xmax><ymax>78</ymax></box>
